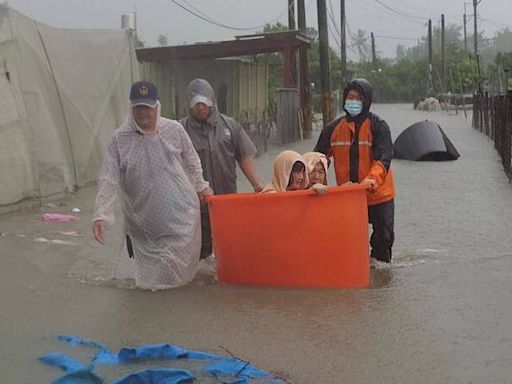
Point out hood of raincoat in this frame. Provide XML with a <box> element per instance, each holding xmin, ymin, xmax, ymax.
<box><xmin>186</xmin><ymin>78</ymin><xmax>220</xmax><ymax>125</ymax></box>
<box><xmin>302</xmin><ymin>151</ymin><xmax>329</xmax><ymax>186</ymax></box>
<box><xmin>342</xmin><ymin>78</ymin><xmax>373</xmax><ymax>117</ymax></box>
<box><xmin>261</xmin><ymin>150</ymin><xmax>309</xmax><ymax>193</ymax></box>
<box><xmin>127</xmin><ymin>100</ymin><xmax>162</xmax><ymax>133</ymax></box>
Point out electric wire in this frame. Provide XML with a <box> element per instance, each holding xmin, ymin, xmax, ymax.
<box><xmin>169</xmin><ymin>0</ymin><xmax>290</xmax><ymax>31</ymax></box>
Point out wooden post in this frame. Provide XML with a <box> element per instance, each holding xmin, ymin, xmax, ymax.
<box><xmin>340</xmin><ymin>0</ymin><xmax>347</xmax><ymax>85</ymax></box>
<box><xmin>298</xmin><ymin>0</ymin><xmax>313</xmax><ymax>139</ymax></box>
<box><xmin>317</xmin><ymin>0</ymin><xmax>333</xmax><ymax>125</ymax></box>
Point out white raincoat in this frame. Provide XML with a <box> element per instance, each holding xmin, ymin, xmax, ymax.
<box><xmin>94</xmin><ymin>102</ymin><xmax>208</xmax><ymax>289</ymax></box>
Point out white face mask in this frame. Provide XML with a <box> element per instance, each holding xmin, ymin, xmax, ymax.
<box><xmin>344</xmin><ymin>100</ymin><xmax>363</xmax><ymax>116</ymax></box>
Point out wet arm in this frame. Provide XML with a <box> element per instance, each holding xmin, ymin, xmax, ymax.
<box><xmin>367</xmin><ymin>118</ymin><xmax>393</xmax><ymax>185</ymax></box>
<box><xmin>93</xmin><ymin>140</ymin><xmax>121</xmax><ymax>227</ymax></box>
<box><xmin>179</xmin><ymin>124</ymin><xmax>210</xmax><ymax>193</ymax></box>
<box><xmin>238</xmin><ymin>156</ymin><xmax>263</xmax><ymax>192</ymax></box>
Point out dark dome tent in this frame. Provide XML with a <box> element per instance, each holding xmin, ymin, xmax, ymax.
<box><xmin>393</xmin><ymin>120</ymin><xmax>460</xmax><ymax>161</ymax></box>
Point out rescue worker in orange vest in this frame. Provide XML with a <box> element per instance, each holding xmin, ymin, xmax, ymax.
<box><xmin>314</xmin><ymin>78</ymin><xmax>395</xmax><ymax>263</ymax></box>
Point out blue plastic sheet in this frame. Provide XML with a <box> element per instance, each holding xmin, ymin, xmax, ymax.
<box><xmin>40</xmin><ymin>335</ymin><xmax>284</xmax><ymax>384</ymax></box>
<box><xmin>51</xmin><ymin>370</ymin><xmax>105</xmax><ymax>384</ymax></box>
<box><xmin>39</xmin><ymin>353</ymin><xmax>85</xmax><ymax>373</ymax></box>
<box><xmin>111</xmin><ymin>368</ymin><xmax>193</xmax><ymax>384</ymax></box>
<box><xmin>118</xmin><ymin>344</ymin><xmax>187</xmax><ymax>363</ymax></box>
<box><xmin>57</xmin><ymin>335</ymin><xmax>118</xmax><ymax>365</ymax></box>
<box><xmin>222</xmin><ymin>379</ymin><xmax>247</xmax><ymax>384</ymax></box>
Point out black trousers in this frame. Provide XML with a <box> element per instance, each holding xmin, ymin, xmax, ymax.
<box><xmin>368</xmin><ymin>199</ymin><xmax>395</xmax><ymax>262</ymax></box>
<box><xmin>200</xmin><ymin>205</ymin><xmax>213</xmax><ymax>259</ymax></box>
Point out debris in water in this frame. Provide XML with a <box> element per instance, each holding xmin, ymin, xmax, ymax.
<box><xmin>42</xmin><ymin>213</ymin><xmax>79</xmax><ymax>223</ymax></box>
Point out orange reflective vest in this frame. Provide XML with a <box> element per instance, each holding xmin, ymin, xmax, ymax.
<box><xmin>328</xmin><ymin>117</ymin><xmax>395</xmax><ymax>206</ymax></box>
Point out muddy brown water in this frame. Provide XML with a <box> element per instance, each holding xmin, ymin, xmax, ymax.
<box><xmin>1</xmin><ymin>104</ymin><xmax>512</xmax><ymax>383</ymax></box>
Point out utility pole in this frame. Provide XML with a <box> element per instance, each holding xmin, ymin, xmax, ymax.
<box><xmin>297</xmin><ymin>0</ymin><xmax>312</xmax><ymax>138</ymax></box>
<box><xmin>463</xmin><ymin>13</ymin><xmax>467</xmax><ymax>51</ymax></box>
<box><xmin>473</xmin><ymin>0</ymin><xmax>483</xmax><ymax>91</ymax></box>
<box><xmin>473</xmin><ymin>0</ymin><xmax>480</xmax><ymax>56</ymax></box>
<box><xmin>288</xmin><ymin>0</ymin><xmax>297</xmax><ymax>86</ymax></box>
<box><xmin>317</xmin><ymin>0</ymin><xmax>333</xmax><ymax>124</ymax></box>
<box><xmin>463</xmin><ymin>2</ymin><xmax>469</xmax><ymax>51</ymax></box>
<box><xmin>288</xmin><ymin>0</ymin><xmax>295</xmax><ymax>29</ymax></box>
<box><xmin>428</xmin><ymin>19</ymin><xmax>434</xmax><ymax>95</ymax></box>
<box><xmin>340</xmin><ymin>0</ymin><xmax>347</xmax><ymax>85</ymax></box>
<box><xmin>441</xmin><ymin>14</ymin><xmax>445</xmax><ymax>91</ymax></box>
<box><xmin>371</xmin><ymin>32</ymin><xmax>376</xmax><ymax>65</ymax></box>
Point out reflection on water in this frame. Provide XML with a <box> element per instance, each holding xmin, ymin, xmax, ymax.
<box><xmin>369</xmin><ymin>268</ymin><xmax>395</xmax><ymax>289</ymax></box>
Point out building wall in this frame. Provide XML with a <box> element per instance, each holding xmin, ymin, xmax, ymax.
<box><xmin>139</xmin><ymin>58</ymin><xmax>268</xmax><ymax>122</ymax></box>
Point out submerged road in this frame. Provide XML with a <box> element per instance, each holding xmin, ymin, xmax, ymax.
<box><xmin>1</xmin><ymin>104</ymin><xmax>511</xmax><ymax>383</ymax></box>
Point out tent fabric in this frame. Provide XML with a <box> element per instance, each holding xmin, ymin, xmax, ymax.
<box><xmin>39</xmin><ymin>335</ymin><xmax>285</xmax><ymax>384</ymax></box>
<box><xmin>0</xmin><ymin>5</ymin><xmax>137</xmax><ymax>207</ymax></box>
<box><xmin>393</xmin><ymin>120</ymin><xmax>460</xmax><ymax>161</ymax></box>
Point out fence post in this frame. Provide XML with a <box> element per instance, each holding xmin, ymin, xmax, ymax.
<box><xmin>506</xmin><ymin>93</ymin><xmax>512</xmax><ymax>179</ymax></box>
<box><xmin>277</xmin><ymin>88</ymin><xmax>299</xmax><ymax>146</ymax></box>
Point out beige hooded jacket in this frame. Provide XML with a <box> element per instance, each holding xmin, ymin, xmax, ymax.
<box><xmin>261</xmin><ymin>150</ymin><xmax>309</xmax><ymax>193</ymax></box>
<box><xmin>303</xmin><ymin>151</ymin><xmax>329</xmax><ymax>186</ymax></box>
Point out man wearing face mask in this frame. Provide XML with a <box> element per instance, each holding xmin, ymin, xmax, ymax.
<box><xmin>314</xmin><ymin>78</ymin><xmax>395</xmax><ymax>263</ymax></box>
<box><xmin>181</xmin><ymin>78</ymin><xmax>263</xmax><ymax>259</ymax></box>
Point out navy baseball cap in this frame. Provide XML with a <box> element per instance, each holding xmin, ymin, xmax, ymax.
<box><xmin>130</xmin><ymin>80</ymin><xmax>159</xmax><ymax>107</ymax></box>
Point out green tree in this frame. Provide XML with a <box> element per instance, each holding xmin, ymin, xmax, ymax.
<box><xmin>157</xmin><ymin>34</ymin><xmax>168</xmax><ymax>47</ymax></box>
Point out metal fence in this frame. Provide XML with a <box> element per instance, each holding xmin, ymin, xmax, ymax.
<box><xmin>242</xmin><ymin>121</ymin><xmax>274</xmax><ymax>157</ymax></box>
<box><xmin>473</xmin><ymin>91</ymin><xmax>512</xmax><ymax>178</ymax></box>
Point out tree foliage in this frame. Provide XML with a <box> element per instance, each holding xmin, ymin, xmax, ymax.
<box><xmin>157</xmin><ymin>34</ymin><xmax>168</xmax><ymax>47</ymax></box>
<box><xmin>257</xmin><ymin>22</ymin><xmax>512</xmax><ymax>108</ymax></box>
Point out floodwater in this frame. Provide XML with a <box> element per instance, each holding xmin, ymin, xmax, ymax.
<box><xmin>1</xmin><ymin>104</ymin><xmax>512</xmax><ymax>383</ymax></box>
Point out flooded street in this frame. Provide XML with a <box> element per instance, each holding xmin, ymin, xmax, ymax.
<box><xmin>1</xmin><ymin>104</ymin><xmax>512</xmax><ymax>383</ymax></box>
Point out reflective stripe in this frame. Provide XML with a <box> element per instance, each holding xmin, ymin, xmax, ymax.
<box><xmin>332</xmin><ymin>140</ymin><xmax>372</xmax><ymax>146</ymax></box>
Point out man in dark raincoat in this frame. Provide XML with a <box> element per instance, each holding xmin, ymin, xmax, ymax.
<box><xmin>181</xmin><ymin>78</ymin><xmax>263</xmax><ymax>259</ymax></box>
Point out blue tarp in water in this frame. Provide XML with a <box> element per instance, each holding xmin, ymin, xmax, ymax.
<box><xmin>39</xmin><ymin>335</ymin><xmax>284</xmax><ymax>384</ymax></box>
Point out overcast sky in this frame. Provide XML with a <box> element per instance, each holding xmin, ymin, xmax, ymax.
<box><xmin>5</xmin><ymin>0</ymin><xmax>512</xmax><ymax>59</ymax></box>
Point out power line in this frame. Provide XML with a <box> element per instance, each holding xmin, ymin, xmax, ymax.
<box><xmin>169</xmin><ymin>0</ymin><xmax>290</xmax><ymax>31</ymax></box>
<box><xmin>327</xmin><ymin>0</ymin><xmax>358</xmax><ymax>59</ymax></box>
<box><xmin>328</xmin><ymin>24</ymin><xmax>342</xmax><ymax>49</ymax></box>
<box><xmin>357</xmin><ymin>0</ymin><xmax>426</xmax><ymax>27</ymax></box>
<box><xmin>342</xmin><ymin>15</ymin><xmax>360</xmax><ymax>56</ymax></box>
<box><xmin>374</xmin><ymin>34</ymin><xmax>418</xmax><ymax>41</ymax></box>
<box><xmin>479</xmin><ymin>16</ymin><xmax>512</xmax><ymax>29</ymax></box>
<box><xmin>384</xmin><ymin>0</ymin><xmax>437</xmax><ymax>16</ymax></box>
<box><xmin>369</xmin><ymin>0</ymin><xmax>428</xmax><ymax>22</ymax></box>
<box><xmin>385</xmin><ymin>0</ymin><xmax>458</xmax><ymax>19</ymax></box>
<box><xmin>327</xmin><ymin>0</ymin><xmax>341</xmax><ymax>36</ymax></box>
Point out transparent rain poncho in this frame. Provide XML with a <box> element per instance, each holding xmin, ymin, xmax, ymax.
<box><xmin>94</xmin><ymin>102</ymin><xmax>208</xmax><ymax>289</ymax></box>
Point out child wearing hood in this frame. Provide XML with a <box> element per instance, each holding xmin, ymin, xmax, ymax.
<box><xmin>261</xmin><ymin>150</ymin><xmax>327</xmax><ymax>194</ymax></box>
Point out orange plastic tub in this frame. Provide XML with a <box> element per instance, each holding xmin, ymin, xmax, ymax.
<box><xmin>206</xmin><ymin>184</ymin><xmax>369</xmax><ymax>288</ymax></box>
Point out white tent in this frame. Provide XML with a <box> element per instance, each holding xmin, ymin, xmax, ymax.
<box><xmin>0</xmin><ymin>4</ymin><xmax>138</xmax><ymax>208</ymax></box>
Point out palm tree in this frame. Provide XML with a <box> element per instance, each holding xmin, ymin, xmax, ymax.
<box><xmin>352</xmin><ymin>29</ymin><xmax>370</xmax><ymax>62</ymax></box>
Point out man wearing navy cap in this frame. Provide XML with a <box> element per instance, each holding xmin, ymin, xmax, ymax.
<box><xmin>92</xmin><ymin>80</ymin><xmax>213</xmax><ymax>289</ymax></box>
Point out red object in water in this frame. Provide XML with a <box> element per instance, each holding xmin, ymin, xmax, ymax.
<box><xmin>206</xmin><ymin>185</ymin><xmax>370</xmax><ymax>288</ymax></box>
